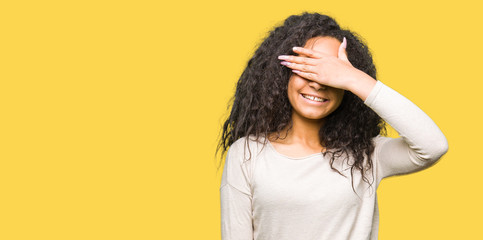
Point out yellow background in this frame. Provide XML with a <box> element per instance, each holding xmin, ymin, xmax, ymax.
<box><xmin>1</xmin><ymin>0</ymin><xmax>482</xmax><ymax>239</ymax></box>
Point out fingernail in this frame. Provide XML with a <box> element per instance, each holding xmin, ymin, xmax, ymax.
<box><xmin>293</xmin><ymin>47</ymin><xmax>300</xmax><ymax>51</ymax></box>
<box><xmin>278</xmin><ymin>55</ymin><xmax>289</xmax><ymax>60</ymax></box>
<box><xmin>280</xmin><ymin>61</ymin><xmax>290</xmax><ymax>66</ymax></box>
<box><xmin>342</xmin><ymin>37</ymin><xmax>347</xmax><ymax>49</ymax></box>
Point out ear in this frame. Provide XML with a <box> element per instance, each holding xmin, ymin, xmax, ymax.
<box><xmin>338</xmin><ymin>37</ymin><xmax>349</xmax><ymax>62</ymax></box>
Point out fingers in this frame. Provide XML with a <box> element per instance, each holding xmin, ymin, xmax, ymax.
<box><xmin>338</xmin><ymin>37</ymin><xmax>349</xmax><ymax>62</ymax></box>
<box><xmin>278</xmin><ymin>48</ymin><xmax>320</xmax><ymax>73</ymax></box>
<box><xmin>292</xmin><ymin>70</ymin><xmax>317</xmax><ymax>81</ymax></box>
<box><xmin>292</xmin><ymin>47</ymin><xmax>324</xmax><ymax>58</ymax></box>
<box><xmin>278</xmin><ymin>55</ymin><xmax>317</xmax><ymax>65</ymax></box>
<box><xmin>280</xmin><ymin>61</ymin><xmax>316</xmax><ymax>73</ymax></box>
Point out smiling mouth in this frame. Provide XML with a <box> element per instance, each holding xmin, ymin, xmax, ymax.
<box><xmin>301</xmin><ymin>94</ymin><xmax>328</xmax><ymax>102</ymax></box>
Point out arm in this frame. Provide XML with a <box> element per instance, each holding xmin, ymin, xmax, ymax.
<box><xmin>220</xmin><ymin>140</ymin><xmax>254</xmax><ymax>240</ymax></box>
<box><xmin>331</xmin><ymin>46</ymin><xmax>449</xmax><ymax>178</ymax></box>
<box><xmin>362</xmin><ymin>80</ymin><xmax>449</xmax><ymax>179</ymax></box>
<box><xmin>278</xmin><ymin>40</ymin><xmax>448</xmax><ymax>178</ymax></box>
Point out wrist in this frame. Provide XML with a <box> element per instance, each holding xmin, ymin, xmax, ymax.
<box><xmin>346</xmin><ymin>72</ymin><xmax>377</xmax><ymax>101</ymax></box>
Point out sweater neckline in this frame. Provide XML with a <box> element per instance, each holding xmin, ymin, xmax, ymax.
<box><xmin>265</xmin><ymin>137</ymin><xmax>324</xmax><ymax>160</ymax></box>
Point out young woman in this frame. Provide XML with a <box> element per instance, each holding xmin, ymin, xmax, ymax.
<box><xmin>217</xmin><ymin>12</ymin><xmax>448</xmax><ymax>240</ymax></box>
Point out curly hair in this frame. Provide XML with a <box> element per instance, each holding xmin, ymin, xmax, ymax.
<box><xmin>216</xmin><ymin>12</ymin><xmax>386</xmax><ymax>192</ymax></box>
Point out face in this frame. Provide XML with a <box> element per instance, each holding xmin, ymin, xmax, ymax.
<box><xmin>287</xmin><ymin>36</ymin><xmax>345</xmax><ymax>121</ymax></box>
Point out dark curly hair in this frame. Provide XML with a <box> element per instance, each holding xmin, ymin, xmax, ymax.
<box><xmin>216</xmin><ymin>12</ymin><xmax>386</xmax><ymax>192</ymax></box>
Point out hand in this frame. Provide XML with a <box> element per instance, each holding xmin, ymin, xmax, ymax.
<box><xmin>278</xmin><ymin>37</ymin><xmax>373</xmax><ymax>91</ymax></box>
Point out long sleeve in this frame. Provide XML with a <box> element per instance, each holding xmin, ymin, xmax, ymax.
<box><xmin>364</xmin><ymin>80</ymin><xmax>449</xmax><ymax>180</ymax></box>
<box><xmin>220</xmin><ymin>139</ymin><xmax>254</xmax><ymax>240</ymax></box>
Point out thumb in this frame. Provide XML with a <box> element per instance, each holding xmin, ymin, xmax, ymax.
<box><xmin>338</xmin><ymin>37</ymin><xmax>349</xmax><ymax>62</ymax></box>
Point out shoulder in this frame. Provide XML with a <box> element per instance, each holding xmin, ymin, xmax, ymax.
<box><xmin>372</xmin><ymin>134</ymin><xmax>392</xmax><ymax>146</ymax></box>
<box><xmin>370</xmin><ymin>134</ymin><xmax>394</xmax><ymax>159</ymax></box>
<box><xmin>229</xmin><ymin>135</ymin><xmax>268</xmax><ymax>162</ymax></box>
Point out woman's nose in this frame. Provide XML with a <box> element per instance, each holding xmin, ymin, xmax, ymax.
<box><xmin>308</xmin><ymin>80</ymin><xmax>327</xmax><ymax>90</ymax></box>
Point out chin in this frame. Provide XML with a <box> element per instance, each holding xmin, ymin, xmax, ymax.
<box><xmin>301</xmin><ymin>112</ymin><xmax>329</xmax><ymax>120</ymax></box>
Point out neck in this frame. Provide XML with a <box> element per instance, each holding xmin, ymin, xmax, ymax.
<box><xmin>271</xmin><ymin>112</ymin><xmax>325</xmax><ymax>148</ymax></box>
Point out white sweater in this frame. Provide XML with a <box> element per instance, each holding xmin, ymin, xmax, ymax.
<box><xmin>220</xmin><ymin>80</ymin><xmax>448</xmax><ymax>240</ymax></box>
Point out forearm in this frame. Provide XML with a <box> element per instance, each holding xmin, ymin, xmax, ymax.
<box><xmin>365</xmin><ymin>80</ymin><xmax>448</xmax><ymax>163</ymax></box>
<box><xmin>346</xmin><ymin>71</ymin><xmax>377</xmax><ymax>102</ymax></box>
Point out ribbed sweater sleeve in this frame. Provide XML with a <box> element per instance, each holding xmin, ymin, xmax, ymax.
<box><xmin>220</xmin><ymin>140</ymin><xmax>254</xmax><ymax>240</ymax></box>
<box><xmin>364</xmin><ymin>80</ymin><xmax>449</xmax><ymax>180</ymax></box>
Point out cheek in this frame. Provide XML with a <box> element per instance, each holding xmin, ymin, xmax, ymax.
<box><xmin>287</xmin><ymin>77</ymin><xmax>300</xmax><ymax>101</ymax></box>
<box><xmin>333</xmin><ymin>90</ymin><xmax>345</xmax><ymax>107</ymax></box>
<box><xmin>287</xmin><ymin>81</ymin><xmax>293</xmax><ymax>98</ymax></box>
<box><xmin>287</xmin><ymin>76</ymin><xmax>305</xmax><ymax>92</ymax></box>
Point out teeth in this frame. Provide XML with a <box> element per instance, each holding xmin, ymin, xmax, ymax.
<box><xmin>302</xmin><ymin>94</ymin><xmax>326</xmax><ymax>102</ymax></box>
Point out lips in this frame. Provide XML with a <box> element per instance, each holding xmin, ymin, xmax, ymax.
<box><xmin>301</xmin><ymin>93</ymin><xmax>328</xmax><ymax>102</ymax></box>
